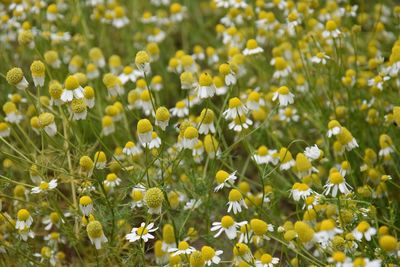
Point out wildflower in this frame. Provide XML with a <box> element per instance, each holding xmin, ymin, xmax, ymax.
<box><xmin>112</xmin><ymin>6</ymin><xmax>129</xmax><ymax>28</ymax></box>
<box><xmin>337</xmin><ymin>127</ymin><xmax>358</xmax><ymax>151</ymax></box>
<box><xmin>154</xmin><ymin>107</ymin><xmax>170</xmax><ymax>130</ymax></box>
<box><xmin>135</xmin><ymin>50</ymin><xmax>151</xmax><ymax>75</ymax></box>
<box><xmin>137</xmin><ymin>119</ymin><xmax>153</xmax><ymax>145</ymax></box>
<box><xmin>311</xmin><ymin>52</ymin><xmax>330</xmax><ymax>64</ymax></box>
<box><xmin>294</xmin><ymin>221</ymin><xmax>315</xmax><ymax>243</ymax></box>
<box><xmin>103</xmin><ymin>73</ymin><xmax>124</xmax><ymax>96</ymax></box>
<box><xmin>197</xmin><ymin>72</ymin><xmax>215</xmax><ymax>99</ymax></box>
<box><xmin>61</xmin><ymin>75</ymin><xmax>84</xmax><ymax>102</ymax></box>
<box><xmin>42</xmin><ymin>212</ymin><xmax>62</xmax><ymax>231</ymax></box>
<box><xmin>170</xmin><ymin>100</ymin><xmax>189</xmax><ymax>118</ymax></box>
<box><xmin>352</xmin><ymin>221</ymin><xmax>377</xmax><ymax>241</ymax></box>
<box><xmin>379</xmin><ymin>235</ymin><xmax>398</xmax><ymax>252</ymax></box>
<box><xmin>3</xmin><ymin>102</ymin><xmax>23</xmax><ymax>123</ymax></box>
<box><xmin>214</xmin><ymin>170</ymin><xmax>237</xmax><ymax>191</ymax></box>
<box><xmin>233</xmin><ymin>243</ymin><xmax>252</xmax><ymax>264</ymax></box>
<box><xmin>255</xmin><ymin>253</ymin><xmax>280</xmax><ymax>267</ymax></box>
<box><xmin>323</xmin><ymin>20</ymin><xmax>341</xmax><ymax>38</ymax></box>
<box><xmin>304</xmin><ymin>145</ymin><xmax>321</xmax><ymax>160</ymax></box>
<box><xmin>30</xmin><ymin>60</ymin><xmax>45</xmax><ymax>87</ymax></box>
<box><xmin>123</xmin><ymin>141</ymin><xmax>142</xmax><ymax>156</ymax></box>
<box><xmin>279</xmin><ymin>148</ymin><xmax>295</xmax><ymax>170</ymax></box>
<box><xmin>250</xmin><ymin>219</ymin><xmax>274</xmax><ymax>244</ymax></box>
<box><xmin>198</xmin><ymin>109</ymin><xmax>215</xmax><ymax>134</ymax></box>
<box><xmin>227</xmin><ymin>189</ymin><xmax>247</xmax><ymax>214</ymax></box>
<box><xmin>83</xmin><ymin>86</ymin><xmax>95</xmax><ymax>108</ymax></box>
<box><xmin>272</xmin><ymin>86</ymin><xmax>294</xmax><ymax>106</ymax></box>
<box><xmin>79</xmin><ymin>196</ymin><xmax>93</xmax><ymax>216</ymax></box>
<box><xmin>130</xmin><ymin>185</ymin><xmax>146</xmax><ymax>209</ymax></box>
<box><xmin>70</xmin><ymin>98</ymin><xmax>87</xmax><ymax>120</ymax></box>
<box><xmin>290</xmin><ymin>183</ymin><xmax>313</xmax><ymax>201</ymax></box>
<box><xmin>229</xmin><ymin>114</ymin><xmax>253</xmax><ymax>132</ymax></box>
<box><xmin>86</xmin><ymin>220</ymin><xmax>108</xmax><ymax>249</ymax></box>
<box><xmin>247</xmin><ymin>91</ymin><xmax>263</xmax><ymax>111</ymax></box>
<box><xmin>31</xmin><ymin>179</ymin><xmax>57</xmax><ymax>194</ymax></box>
<box><xmin>0</xmin><ymin>122</ymin><xmax>11</xmax><ymax>137</ymax></box>
<box><xmin>201</xmin><ymin>246</ymin><xmax>223</xmax><ymax>266</ymax></box>
<box><xmin>223</xmin><ymin>97</ymin><xmax>248</xmax><ymax>120</ymax></box>
<box><xmin>271</xmin><ymin>57</ymin><xmax>291</xmax><ymax>79</ymax></box>
<box><xmin>6</xmin><ymin>67</ymin><xmax>29</xmax><ymax>90</ymax></box>
<box><xmin>368</xmin><ymin>74</ymin><xmax>390</xmax><ymax>90</ymax></box>
<box><xmin>378</xmin><ymin>134</ymin><xmax>393</xmax><ymax>157</ymax></box>
<box><xmin>149</xmin><ymin>132</ymin><xmax>161</xmax><ymax>149</ymax></box>
<box><xmin>180</xmin><ymin>71</ymin><xmax>197</xmax><ymax>90</ymax></box>
<box><xmin>315</xmin><ymin>219</ymin><xmax>343</xmax><ymax>248</ymax></box>
<box><xmin>16</xmin><ymin>209</ymin><xmax>33</xmax><ymax>230</ymax></box>
<box><xmin>44</xmin><ymin>50</ymin><xmax>61</xmax><ymax>68</ymax></box>
<box><xmin>144</xmin><ymin>187</ymin><xmax>164</xmax><ymax>214</ymax></box>
<box><xmin>204</xmin><ymin>134</ymin><xmax>220</xmax><ymax>159</ymax></box>
<box><xmin>243</xmin><ymin>39</ymin><xmax>264</xmax><ymax>55</ymax></box>
<box><xmin>327</xmin><ymin>120</ymin><xmax>342</xmax><ymax>137</ymax></box>
<box><xmin>323</xmin><ymin>171</ymin><xmax>352</xmax><ymax>197</ymax></box>
<box><xmin>88</xmin><ymin>47</ymin><xmax>105</xmax><ymax>68</ymax></box>
<box><xmin>327</xmin><ymin>251</ymin><xmax>348</xmax><ymax>266</ymax></box>
<box><xmin>169</xmin><ymin>240</ymin><xmax>196</xmax><ymax>256</ymax></box>
<box><xmin>219</xmin><ymin>63</ymin><xmax>236</xmax><ymax>86</ymax></box>
<box><xmin>253</xmin><ymin>146</ymin><xmax>279</xmax><ymax>165</ymax></box>
<box><xmin>295</xmin><ymin>153</ymin><xmax>318</xmax><ymax>178</ymax></box>
<box><xmin>211</xmin><ymin>215</ymin><xmax>247</xmax><ymax>239</ymax></box>
<box><xmin>104</xmin><ymin>173</ymin><xmax>121</xmax><ymax>188</ymax></box>
<box><xmin>126</xmin><ymin>222</ymin><xmax>158</xmax><ymax>243</ymax></box>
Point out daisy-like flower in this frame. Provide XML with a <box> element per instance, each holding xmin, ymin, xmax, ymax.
<box><xmin>201</xmin><ymin>246</ymin><xmax>223</xmax><ymax>266</ymax></box>
<box><xmin>227</xmin><ymin>189</ymin><xmax>248</xmax><ymax>214</ymax></box>
<box><xmin>104</xmin><ymin>173</ymin><xmax>121</xmax><ymax>188</ymax></box>
<box><xmin>327</xmin><ymin>120</ymin><xmax>342</xmax><ymax>137</ymax></box>
<box><xmin>119</xmin><ymin>66</ymin><xmax>141</xmax><ymax>84</ymax></box>
<box><xmin>182</xmin><ymin>126</ymin><xmax>199</xmax><ymax>149</ymax></box>
<box><xmin>250</xmin><ymin>219</ymin><xmax>274</xmax><ymax>245</ymax></box>
<box><xmin>79</xmin><ymin>196</ymin><xmax>93</xmax><ymax>216</ymax></box>
<box><xmin>315</xmin><ymin>219</ymin><xmax>343</xmax><ymax>248</ymax></box>
<box><xmin>279</xmin><ymin>148</ymin><xmax>296</xmax><ymax>171</ymax></box>
<box><xmin>252</xmin><ymin>146</ymin><xmax>279</xmax><ymax>165</ymax></box>
<box><xmin>197</xmin><ymin>72</ymin><xmax>215</xmax><ymax>99</ymax></box>
<box><xmin>219</xmin><ymin>63</ymin><xmax>236</xmax><ymax>86</ymax></box>
<box><xmin>112</xmin><ymin>6</ymin><xmax>129</xmax><ymax>28</ymax></box>
<box><xmin>255</xmin><ymin>253</ymin><xmax>280</xmax><ymax>267</ymax></box>
<box><xmin>214</xmin><ymin>170</ymin><xmax>237</xmax><ymax>191</ymax></box>
<box><xmin>180</xmin><ymin>71</ymin><xmax>197</xmax><ymax>90</ymax></box>
<box><xmin>168</xmin><ymin>241</ymin><xmax>196</xmax><ymax>256</ymax></box>
<box><xmin>211</xmin><ymin>215</ymin><xmax>247</xmax><ymax>240</ymax></box>
<box><xmin>42</xmin><ymin>212</ymin><xmax>62</xmax><ymax>231</ymax></box>
<box><xmin>126</xmin><ymin>222</ymin><xmax>158</xmax><ymax>243</ymax></box>
<box><xmin>323</xmin><ymin>171</ymin><xmax>352</xmax><ymax>197</ymax></box>
<box><xmin>311</xmin><ymin>52</ymin><xmax>330</xmax><ymax>64</ymax></box>
<box><xmin>144</xmin><ymin>187</ymin><xmax>164</xmax><ymax>214</ymax></box>
<box><xmin>149</xmin><ymin>132</ymin><xmax>161</xmax><ymax>149</ymax></box>
<box><xmin>295</xmin><ymin>153</ymin><xmax>318</xmax><ymax>178</ymax></box>
<box><xmin>130</xmin><ymin>184</ymin><xmax>146</xmax><ymax>209</ymax></box>
<box><xmin>223</xmin><ymin>97</ymin><xmax>248</xmax><ymax>120</ymax></box>
<box><xmin>135</xmin><ymin>50</ymin><xmax>151</xmax><ymax>75</ymax></box>
<box><xmin>16</xmin><ymin>209</ymin><xmax>33</xmax><ymax>230</ymax></box>
<box><xmin>137</xmin><ymin>119</ymin><xmax>153</xmax><ymax>145</ymax></box>
<box><xmin>31</xmin><ymin>179</ymin><xmax>58</xmax><ymax>194</ymax></box>
<box><xmin>155</xmin><ymin>106</ymin><xmax>170</xmax><ymax>130</ymax></box>
<box><xmin>103</xmin><ymin>73</ymin><xmax>124</xmax><ymax>97</ymax></box>
<box><xmin>378</xmin><ymin>134</ymin><xmax>394</xmax><ymax>157</ymax></box>
<box><xmin>0</xmin><ymin>122</ymin><xmax>11</xmax><ymax>137</ymax></box>
<box><xmin>290</xmin><ymin>183</ymin><xmax>313</xmax><ymax>201</ymax></box>
<box><xmin>86</xmin><ymin>220</ymin><xmax>108</xmax><ymax>249</ymax></box>
<box><xmin>123</xmin><ymin>141</ymin><xmax>142</xmax><ymax>157</ymax></box>
<box><xmin>198</xmin><ymin>108</ymin><xmax>216</xmax><ymax>134</ymax></box>
<box><xmin>6</xmin><ymin>67</ymin><xmax>29</xmax><ymax>90</ymax></box>
<box><xmin>304</xmin><ymin>145</ymin><xmax>321</xmax><ymax>160</ymax></box>
<box><xmin>352</xmin><ymin>221</ymin><xmax>377</xmax><ymax>241</ymax></box>
<box><xmin>3</xmin><ymin>102</ymin><xmax>23</xmax><ymax>123</ymax></box>
<box><xmin>246</xmin><ymin>91</ymin><xmax>264</xmax><ymax>111</ymax></box>
<box><xmin>322</xmin><ymin>20</ymin><xmax>341</xmax><ymax>38</ymax></box>
<box><xmin>243</xmin><ymin>39</ymin><xmax>264</xmax><ymax>56</ymax></box>
<box><xmin>337</xmin><ymin>127</ymin><xmax>358</xmax><ymax>151</ymax></box>
<box><xmin>271</xmin><ymin>57</ymin><xmax>291</xmax><ymax>79</ymax></box>
<box><xmin>184</xmin><ymin>199</ymin><xmax>202</xmax><ymax>210</ymax></box>
<box><xmin>170</xmin><ymin>100</ymin><xmax>189</xmax><ymax>118</ymax></box>
<box><xmin>272</xmin><ymin>86</ymin><xmax>294</xmax><ymax>106</ymax></box>
<box><xmin>30</xmin><ymin>60</ymin><xmax>45</xmax><ymax>87</ymax></box>
<box><xmin>368</xmin><ymin>74</ymin><xmax>390</xmax><ymax>91</ymax></box>
<box><xmin>233</xmin><ymin>243</ymin><xmax>253</xmax><ymax>264</ymax></box>
<box><xmin>343</xmin><ymin>257</ymin><xmax>381</xmax><ymax>267</ymax></box>
<box><xmin>228</xmin><ymin>113</ymin><xmax>253</xmax><ymax>132</ymax></box>
<box><xmin>61</xmin><ymin>75</ymin><xmax>84</xmax><ymax>102</ymax></box>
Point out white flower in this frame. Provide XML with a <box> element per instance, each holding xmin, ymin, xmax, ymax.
<box><xmin>323</xmin><ymin>172</ymin><xmax>352</xmax><ymax>197</ymax></box>
<box><xmin>352</xmin><ymin>222</ymin><xmax>376</xmax><ymax>241</ymax></box>
<box><xmin>31</xmin><ymin>179</ymin><xmax>58</xmax><ymax>194</ymax></box>
<box><xmin>211</xmin><ymin>216</ymin><xmax>247</xmax><ymax>240</ymax></box>
<box><xmin>304</xmin><ymin>145</ymin><xmax>321</xmax><ymax>160</ymax></box>
<box><xmin>272</xmin><ymin>86</ymin><xmax>294</xmax><ymax>107</ymax></box>
<box><xmin>214</xmin><ymin>170</ymin><xmax>237</xmax><ymax>192</ymax></box>
<box><xmin>168</xmin><ymin>241</ymin><xmax>196</xmax><ymax>256</ymax></box>
<box><xmin>184</xmin><ymin>199</ymin><xmax>202</xmax><ymax>210</ymax></box>
<box><xmin>126</xmin><ymin>222</ymin><xmax>158</xmax><ymax>243</ymax></box>
<box><xmin>310</xmin><ymin>52</ymin><xmax>330</xmax><ymax>64</ymax></box>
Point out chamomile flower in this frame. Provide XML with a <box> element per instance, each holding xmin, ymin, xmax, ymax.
<box><xmin>103</xmin><ymin>73</ymin><xmax>124</xmax><ymax>96</ymax></box>
<box><xmin>229</xmin><ymin>115</ymin><xmax>253</xmax><ymax>132</ymax></box>
<box><xmin>16</xmin><ymin>209</ymin><xmax>33</xmax><ymax>230</ymax></box>
<box><xmin>338</xmin><ymin>127</ymin><xmax>358</xmax><ymax>151</ymax></box>
<box><xmin>135</xmin><ymin>50</ymin><xmax>151</xmax><ymax>75</ymax></box>
<box><xmin>255</xmin><ymin>253</ymin><xmax>280</xmax><ymax>267</ymax></box>
<box><xmin>219</xmin><ymin>63</ymin><xmax>237</xmax><ymax>86</ymax></box>
<box><xmin>144</xmin><ymin>187</ymin><xmax>164</xmax><ymax>214</ymax></box>
<box><xmin>70</xmin><ymin>98</ymin><xmax>87</xmax><ymax>120</ymax></box>
<box><xmin>290</xmin><ymin>183</ymin><xmax>313</xmax><ymax>201</ymax></box>
<box><xmin>227</xmin><ymin>189</ymin><xmax>247</xmax><ymax>214</ymax></box>
<box><xmin>233</xmin><ymin>243</ymin><xmax>253</xmax><ymax>264</ymax></box>
<box><xmin>155</xmin><ymin>106</ymin><xmax>170</xmax><ymax>130</ymax></box>
<box><xmin>243</xmin><ymin>39</ymin><xmax>264</xmax><ymax>55</ymax></box>
<box><xmin>126</xmin><ymin>222</ymin><xmax>158</xmax><ymax>243</ymax></box>
<box><xmin>279</xmin><ymin>148</ymin><xmax>295</xmax><ymax>171</ymax></box>
<box><xmin>123</xmin><ymin>141</ymin><xmax>142</xmax><ymax>156</ymax></box>
<box><xmin>6</xmin><ymin>67</ymin><xmax>29</xmax><ymax>90</ymax></box>
<box><xmin>3</xmin><ymin>102</ymin><xmax>23</xmax><ymax>124</ymax></box>
<box><xmin>168</xmin><ymin>240</ymin><xmax>195</xmax><ymax>256</ymax></box>
<box><xmin>272</xmin><ymin>86</ymin><xmax>294</xmax><ymax>106</ymax></box>
<box><xmin>295</xmin><ymin>153</ymin><xmax>318</xmax><ymax>178</ymax></box>
<box><xmin>201</xmin><ymin>246</ymin><xmax>223</xmax><ymax>266</ymax></box>
<box><xmin>271</xmin><ymin>57</ymin><xmax>291</xmax><ymax>79</ymax></box>
<box><xmin>137</xmin><ymin>119</ymin><xmax>153</xmax><ymax>145</ymax></box>
<box><xmin>170</xmin><ymin>100</ymin><xmax>189</xmax><ymax>118</ymax></box>
<box><xmin>252</xmin><ymin>146</ymin><xmax>279</xmax><ymax>165</ymax></box>
<box><xmin>323</xmin><ymin>170</ymin><xmax>352</xmax><ymax>197</ymax></box>
<box><xmin>119</xmin><ymin>66</ymin><xmax>140</xmax><ymax>84</ymax></box>
<box><xmin>42</xmin><ymin>212</ymin><xmax>62</xmax><ymax>231</ymax></box>
<box><xmin>378</xmin><ymin>134</ymin><xmax>394</xmax><ymax>157</ymax></box>
<box><xmin>327</xmin><ymin>120</ymin><xmax>342</xmax><ymax>137</ymax></box>
<box><xmin>38</xmin><ymin>112</ymin><xmax>57</xmax><ymax>136</ymax></box>
<box><xmin>323</xmin><ymin>20</ymin><xmax>341</xmax><ymax>38</ymax></box>
<box><xmin>30</xmin><ymin>60</ymin><xmax>45</xmax><ymax>87</ymax></box>
<box><xmin>197</xmin><ymin>72</ymin><xmax>215</xmax><ymax>99</ymax></box>
<box><xmin>352</xmin><ymin>221</ymin><xmax>377</xmax><ymax>241</ymax></box>
<box><xmin>31</xmin><ymin>179</ymin><xmax>57</xmax><ymax>194</ymax></box>
<box><xmin>211</xmin><ymin>215</ymin><xmax>247</xmax><ymax>239</ymax></box>
<box><xmin>86</xmin><ymin>220</ymin><xmax>108</xmax><ymax>249</ymax></box>
<box><xmin>44</xmin><ymin>50</ymin><xmax>61</xmax><ymax>68</ymax></box>
<box><xmin>61</xmin><ymin>75</ymin><xmax>84</xmax><ymax>102</ymax></box>
<box><xmin>311</xmin><ymin>52</ymin><xmax>330</xmax><ymax>64</ymax></box>
<box><xmin>79</xmin><ymin>196</ymin><xmax>93</xmax><ymax>216</ymax></box>
<box><xmin>315</xmin><ymin>219</ymin><xmax>343</xmax><ymax>248</ymax></box>
<box><xmin>104</xmin><ymin>173</ymin><xmax>121</xmax><ymax>188</ymax></box>
<box><xmin>214</xmin><ymin>170</ymin><xmax>237</xmax><ymax>191</ymax></box>
<box><xmin>198</xmin><ymin>109</ymin><xmax>215</xmax><ymax>134</ymax></box>
<box><xmin>223</xmin><ymin>97</ymin><xmax>248</xmax><ymax>120</ymax></box>
<box><xmin>368</xmin><ymin>74</ymin><xmax>390</xmax><ymax>90</ymax></box>
<box><xmin>149</xmin><ymin>132</ymin><xmax>161</xmax><ymax>149</ymax></box>
<box><xmin>304</xmin><ymin>145</ymin><xmax>321</xmax><ymax>160</ymax></box>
